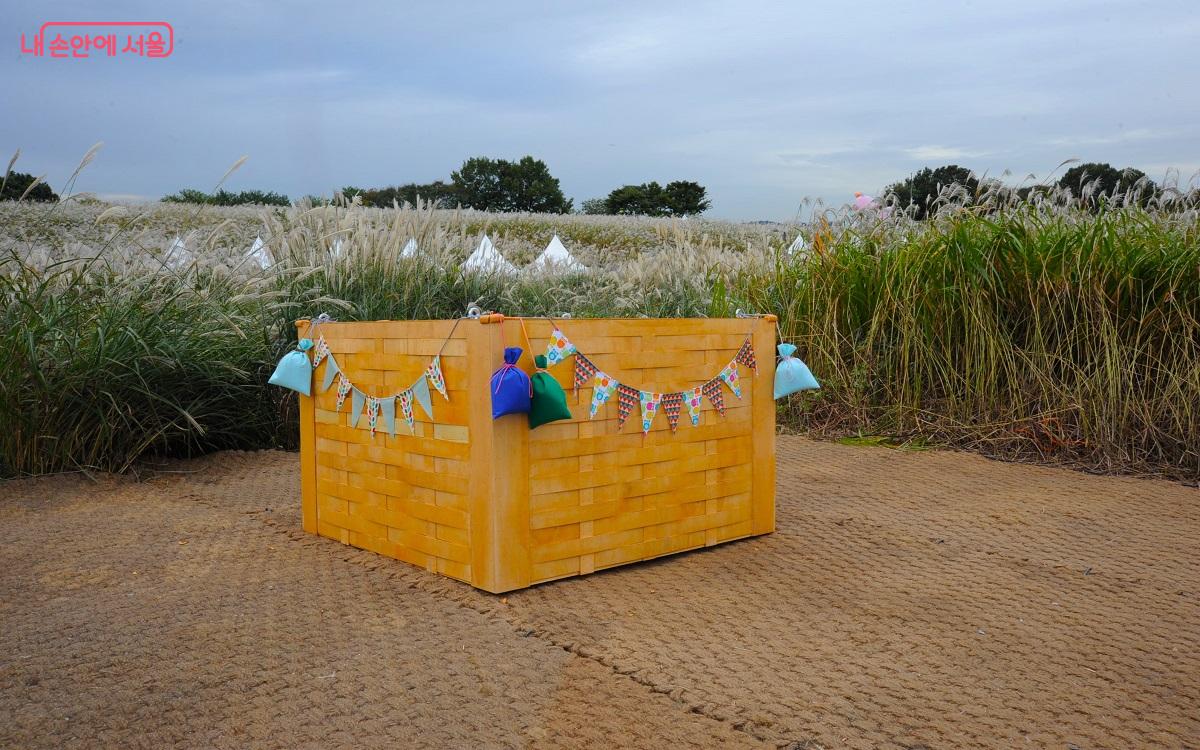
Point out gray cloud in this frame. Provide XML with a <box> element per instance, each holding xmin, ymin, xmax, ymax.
<box><xmin>4</xmin><ymin>0</ymin><xmax>1198</xmax><ymax>219</ymax></box>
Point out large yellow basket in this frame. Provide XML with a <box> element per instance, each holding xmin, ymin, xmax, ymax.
<box><xmin>297</xmin><ymin>316</ymin><xmax>776</xmax><ymax>593</ymax></box>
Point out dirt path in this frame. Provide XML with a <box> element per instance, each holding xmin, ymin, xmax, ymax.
<box><xmin>1</xmin><ymin>437</ymin><xmax>1197</xmax><ymax>749</ymax></box>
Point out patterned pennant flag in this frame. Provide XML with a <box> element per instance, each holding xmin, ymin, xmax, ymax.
<box><xmin>335</xmin><ymin>373</ymin><xmax>352</xmax><ymax>411</ymax></box>
<box><xmin>639</xmin><ymin>391</ymin><xmax>663</xmax><ymax>435</ymax></box>
<box><xmin>367</xmin><ymin>397</ymin><xmax>380</xmax><ymax>436</ymax></box>
<box><xmin>661</xmin><ymin>392</ymin><xmax>684</xmax><ymax>433</ymax></box>
<box><xmin>573</xmin><ymin>353</ymin><xmax>598</xmax><ymax>394</ymax></box>
<box><xmin>685</xmin><ymin>386</ymin><xmax>704</xmax><ymax>426</ymax></box>
<box><xmin>380</xmin><ymin>397</ymin><xmax>397</xmax><ymax>437</ymax></box>
<box><xmin>589</xmin><ymin>371</ymin><xmax>619</xmax><ymax>419</ymax></box>
<box><xmin>702</xmin><ymin>378</ymin><xmax>726</xmax><ymax>417</ymax></box>
<box><xmin>616</xmin><ymin>384</ymin><xmax>639</xmax><ymax>430</ymax></box>
<box><xmin>545</xmin><ymin>328</ymin><xmax>577</xmax><ymax>366</ymax></box>
<box><xmin>425</xmin><ymin>355</ymin><xmax>448</xmax><ymax>400</ymax></box>
<box><xmin>351</xmin><ymin>389</ymin><xmax>366</xmax><ymax>427</ymax></box>
<box><xmin>312</xmin><ymin>336</ymin><xmax>330</xmax><ymax>367</ymax></box>
<box><xmin>321</xmin><ymin>354</ymin><xmax>341</xmax><ymax>392</ymax></box>
<box><xmin>735</xmin><ymin>338</ymin><xmax>758</xmax><ymax>375</ymax></box>
<box><xmin>719</xmin><ymin>362</ymin><xmax>743</xmax><ymax>399</ymax></box>
<box><xmin>398</xmin><ymin>390</ymin><xmax>415</xmax><ymax>432</ymax></box>
<box><xmin>411</xmin><ymin>375</ymin><xmax>434</xmax><ymax>420</ymax></box>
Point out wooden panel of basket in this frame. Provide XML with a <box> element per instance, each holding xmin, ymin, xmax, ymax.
<box><xmin>307</xmin><ymin>321</ymin><xmax>474</xmax><ymax>584</ymax></box>
<box><xmin>522</xmin><ymin>319</ymin><xmax>763</xmax><ymax>584</ymax></box>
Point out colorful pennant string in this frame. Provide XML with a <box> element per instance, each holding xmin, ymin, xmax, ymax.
<box><xmin>573</xmin><ymin>353</ymin><xmax>598</xmax><ymax>393</ymax></box>
<box><xmin>545</xmin><ymin>327</ymin><xmax>577</xmax><ymax>366</ymax></box>
<box><xmin>639</xmin><ymin>391</ymin><xmax>663</xmax><ymax>434</ymax></box>
<box><xmin>661</xmin><ymin>392</ymin><xmax>684</xmax><ymax>432</ymax></box>
<box><xmin>684</xmin><ymin>386</ymin><xmax>704</xmax><ymax>426</ymax></box>
<box><xmin>312</xmin><ymin>336</ymin><xmax>330</xmax><ymax>368</ymax></box>
<box><xmin>544</xmin><ymin>323</ymin><xmax>756</xmax><ymax>433</ymax></box>
<box><xmin>335</xmin><ymin>373</ymin><xmax>352</xmax><ymax>411</ymax></box>
<box><xmin>425</xmin><ymin>355</ymin><xmax>448</xmax><ymax>400</ymax></box>
<box><xmin>367</xmin><ymin>397</ymin><xmax>380</xmax><ymax>435</ymax></box>
<box><xmin>398</xmin><ymin>390</ymin><xmax>415</xmax><ymax>432</ymax></box>
<box><xmin>313</xmin><ymin>330</ymin><xmax>452</xmax><ymax>440</ymax></box>
<box><xmin>616</xmin><ymin>384</ymin><xmax>639</xmax><ymax>430</ymax></box>
<box><xmin>380</xmin><ymin>397</ymin><xmax>397</xmax><ymax>437</ymax></box>
<box><xmin>589</xmin><ymin>371</ymin><xmax>619</xmax><ymax>419</ymax></box>
<box><xmin>734</xmin><ymin>338</ymin><xmax>758</xmax><ymax>374</ymax></box>
<box><xmin>701</xmin><ymin>378</ymin><xmax>726</xmax><ymax>417</ymax></box>
<box><xmin>718</xmin><ymin>362</ymin><xmax>742</xmax><ymax>399</ymax></box>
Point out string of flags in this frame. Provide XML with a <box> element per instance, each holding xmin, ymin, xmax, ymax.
<box><xmin>544</xmin><ymin>326</ymin><xmax>759</xmax><ymax>436</ymax></box>
<box><xmin>313</xmin><ymin>336</ymin><xmax>449</xmax><ymax>437</ymax></box>
<box><xmin>270</xmin><ymin>312</ymin><xmax>819</xmax><ymax>443</ymax></box>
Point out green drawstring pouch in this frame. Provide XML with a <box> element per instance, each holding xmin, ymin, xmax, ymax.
<box><xmin>529</xmin><ymin>355</ymin><xmax>572</xmax><ymax>428</ymax></box>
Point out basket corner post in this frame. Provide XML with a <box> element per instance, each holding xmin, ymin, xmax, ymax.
<box><xmin>465</xmin><ymin>319</ymin><xmax>533</xmax><ymax>592</ymax></box>
<box><xmin>750</xmin><ymin>317</ymin><xmax>776</xmax><ymax>535</ymax></box>
<box><xmin>296</xmin><ymin>319</ymin><xmax>318</xmax><ymax>535</ymax></box>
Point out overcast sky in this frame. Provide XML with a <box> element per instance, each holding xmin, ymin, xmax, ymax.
<box><xmin>5</xmin><ymin>1</ymin><xmax>1198</xmax><ymax>220</ymax></box>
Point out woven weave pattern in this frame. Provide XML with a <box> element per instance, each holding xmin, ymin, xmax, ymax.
<box><xmin>306</xmin><ymin>321</ymin><xmax>474</xmax><ymax>584</ymax></box>
<box><xmin>298</xmin><ymin>317</ymin><xmax>775</xmax><ymax>592</ymax></box>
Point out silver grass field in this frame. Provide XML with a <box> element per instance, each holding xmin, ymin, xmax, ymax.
<box><xmin>2</xmin><ymin>171</ymin><xmax>1197</xmax><ymax>480</ymax></box>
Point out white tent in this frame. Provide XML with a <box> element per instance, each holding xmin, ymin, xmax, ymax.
<box><xmin>530</xmin><ymin>234</ymin><xmax>587</xmax><ymax>273</ymax></box>
<box><xmin>462</xmin><ymin>234</ymin><xmax>517</xmax><ymax>275</ymax></box>
<box><xmin>164</xmin><ymin>235</ymin><xmax>192</xmax><ymax>269</ymax></box>
<box><xmin>247</xmin><ymin>236</ymin><xmax>272</xmax><ymax>269</ymax></box>
<box><xmin>400</xmin><ymin>237</ymin><xmax>418</xmax><ymax>258</ymax></box>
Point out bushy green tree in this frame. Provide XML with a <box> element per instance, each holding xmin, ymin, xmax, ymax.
<box><xmin>1058</xmin><ymin>163</ymin><xmax>1157</xmax><ymax>209</ymax></box>
<box><xmin>603</xmin><ymin>180</ymin><xmax>710</xmax><ymax>216</ymax></box>
<box><xmin>162</xmin><ymin>188</ymin><xmax>289</xmax><ymax>206</ymax></box>
<box><xmin>451</xmin><ymin>156</ymin><xmax>571</xmax><ymax>213</ymax></box>
<box><xmin>663</xmin><ymin>180</ymin><xmax>711</xmax><ymax>216</ymax></box>
<box><xmin>579</xmin><ymin>198</ymin><xmax>608</xmax><ymax>215</ymax></box>
<box><xmin>350</xmin><ymin>182</ymin><xmax>456</xmax><ymax>208</ymax></box>
<box><xmin>885</xmin><ymin>165</ymin><xmax>979</xmax><ymax>220</ymax></box>
<box><xmin>1</xmin><ymin>171</ymin><xmax>59</xmax><ymax>202</ymax></box>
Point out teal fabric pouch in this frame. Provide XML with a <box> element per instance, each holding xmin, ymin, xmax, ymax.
<box><xmin>773</xmin><ymin>343</ymin><xmax>819</xmax><ymax>399</ymax></box>
<box><xmin>269</xmin><ymin>338</ymin><xmax>314</xmax><ymax>396</ymax></box>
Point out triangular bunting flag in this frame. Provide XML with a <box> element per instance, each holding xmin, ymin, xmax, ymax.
<box><xmin>367</xmin><ymin>397</ymin><xmax>380</xmax><ymax>435</ymax></box>
<box><xmin>312</xmin><ymin>336</ymin><xmax>330</xmax><ymax>368</ymax></box>
<box><xmin>398</xmin><ymin>390</ymin><xmax>415</xmax><ymax>432</ymax></box>
<box><xmin>639</xmin><ymin>391</ymin><xmax>663</xmax><ymax>435</ymax></box>
<box><xmin>351</xmin><ymin>389</ymin><xmax>366</xmax><ymax>427</ymax></box>
<box><xmin>380</xmin><ymin>397</ymin><xmax>397</xmax><ymax>437</ymax></box>
<box><xmin>702</xmin><ymin>379</ymin><xmax>726</xmax><ymax>417</ymax></box>
<box><xmin>685</xmin><ymin>386</ymin><xmax>704</xmax><ymax>426</ymax></box>
<box><xmin>718</xmin><ymin>362</ymin><xmax>743</xmax><ymax>399</ymax></box>
<box><xmin>335</xmin><ymin>373</ymin><xmax>352</xmax><ymax>411</ymax></box>
<box><xmin>589</xmin><ymin>371</ymin><xmax>619</xmax><ymax>419</ymax></box>
<box><xmin>411</xmin><ymin>375</ymin><xmax>434</xmax><ymax>420</ymax></box>
<box><xmin>321</xmin><ymin>355</ymin><xmax>341</xmax><ymax>392</ymax></box>
<box><xmin>735</xmin><ymin>339</ymin><xmax>758</xmax><ymax>375</ymax></box>
<box><xmin>662</xmin><ymin>392</ymin><xmax>684</xmax><ymax>433</ymax></box>
<box><xmin>616</xmin><ymin>384</ymin><xmax>639</xmax><ymax>430</ymax></box>
<box><xmin>573</xmin><ymin>353</ymin><xmax>598</xmax><ymax>393</ymax></box>
<box><xmin>425</xmin><ymin>355</ymin><xmax>448</xmax><ymax>400</ymax></box>
<box><xmin>545</xmin><ymin>328</ymin><xmax>577</xmax><ymax>366</ymax></box>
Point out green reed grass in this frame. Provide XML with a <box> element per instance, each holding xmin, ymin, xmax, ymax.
<box><xmin>2</xmin><ymin>184</ymin><xmax>1197</xmax><ymax>479</ymax></box>
<box><xmin>746</xmin><ymin>203</ymin><xmax>1200</xmax><ymax>477</ymax></box>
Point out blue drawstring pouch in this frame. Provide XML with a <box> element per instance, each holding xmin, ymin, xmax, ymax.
<box><xmin>490</xmin><ymin>346</ymin><xmax>531</xmax><ymax>419</ymax></box>
<box><xmin>773</xmin><ymin>343</ymin><xmax>820</xmax><ymax>399</ymax></box>
<box><xmin>269</xmin><ymin>338</ymin><xmax>314</xmax><ymax>396</ymax></box>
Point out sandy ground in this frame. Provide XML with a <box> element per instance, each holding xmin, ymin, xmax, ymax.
<box><xmin>1</xmin><ymin>436</ymin><xmax>1197</xmax><ymax>749</ymax></box>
